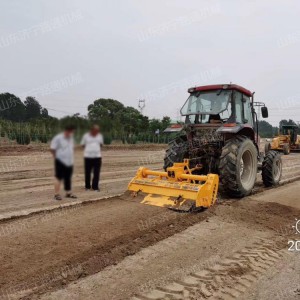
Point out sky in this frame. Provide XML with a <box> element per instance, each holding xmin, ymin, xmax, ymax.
<box><xmin>1</xmin><ymin>0</ymin><xmax>300</xmax><ymax>126</ymax></box>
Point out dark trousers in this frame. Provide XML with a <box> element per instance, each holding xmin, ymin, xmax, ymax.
<box><xmin>55</xmin><ymin>159</ymin><xmax>73</xmax><ymax>191</ymax></box>
<box><xmin>84</xmin><ymin>158</ymin><xmax>102</xmax><ymax>190</ymax></box>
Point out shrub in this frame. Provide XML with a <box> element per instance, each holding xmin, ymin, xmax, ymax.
<box><xmin>128</xmin><ymin>136</ymin><xmax>137</xmax><ymax>144</ymax></box>
<box><xmin>16</xmin><ymin>132</ymin><xmax>31</xmax><ymax>145</ymax></box>
<box><xmin>38</xmin><ymin>134</ymin><xmax>48</xmax><ymax>143</ymax></box>
<box><xmin>8</xmin><ymin>131</ymin><xmax>16</xmax><ymax>140</ymax></box>
<box><xmin>104</xmin><ymin>134</ymin><xmax>112</xmax><ymax>145</ymax></box>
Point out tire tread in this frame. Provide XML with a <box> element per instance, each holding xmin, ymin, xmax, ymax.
<box><xmin>219</xmin><ymin>136</ymin><xmax>257</xmax><ymax>197</ymax></box>
<box><xmin>262</xmin><ymin>150</ymin><xmax>282</xmax><ymax>187</ymax></box>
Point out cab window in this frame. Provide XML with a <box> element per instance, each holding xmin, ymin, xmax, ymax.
<box><xmin>243</xmin><ymin>95</ymin><xmax>253</xmax><ymax>126</ymax></box>
<box><xmin>234</xmin><ymin>92</ymin><xmax>243</xmax><ymax>124</ymax></box>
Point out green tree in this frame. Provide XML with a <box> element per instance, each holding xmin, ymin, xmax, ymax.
<box><xmin>88</xmin><ymin>99</ymin><xmax>151</xmax><ymax>136</ymax></box>
<box><xmin>88</xmin><ymin>98</ymin><xmax>125</xmax><ymax>120</ymax></box>
<box><xmin>161</xmin><ymin>116</ymin><xmax>171</xmax><ymax>130</ymax></box>
<box><xmin>149</xmin><ymin>119</ymin><xmax>161</xmax><ymax>133</ymax></box>
<box><xmin>41</xmin><ymin>108</ymin><xmax>48</xmax><ymax>117</ymax></box>
<box><xmin>258</xmin><ymin>120</ymin><xmax>274</xmax><ymax>137</ymax></box>
<box><xmin>116</xmin><ymin>106</ymin><xmax>148</xmax><ymax>135</ymax></box>
<box><xmin>0</xmin><ymin>93</ymin><xmax>26</xmax><ymax>122</ymax></box>
<box><xmin>24</xmin><ymin>96</ymin><xmax>42</xmax><ymax>120</ymax></box>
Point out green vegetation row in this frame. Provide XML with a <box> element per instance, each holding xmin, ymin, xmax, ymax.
<box><xmin>0</xmin><ymin>119</ymin><xmax>177</xmax><ymax>145</ymax></box>
<box><xmin>0</xmin><ymin>95</ymin><xmax>176</xmax><ymax>145</ymax></box>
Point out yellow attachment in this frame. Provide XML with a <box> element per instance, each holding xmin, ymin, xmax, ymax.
<box><xmin>128</xmin><ymin>159</ymin><xmax>219</xmax><ymax>211</ymax></box>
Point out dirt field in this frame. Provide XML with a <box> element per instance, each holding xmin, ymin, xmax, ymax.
<box><xmin>0</xmin><ymin>144</ymin><xmax>300</xmax><ymax>300</ymax></box>
<box><xmin>0</xmin><ymin>144</ymin><xmax>165</xmax><ymax>218</ymax></box>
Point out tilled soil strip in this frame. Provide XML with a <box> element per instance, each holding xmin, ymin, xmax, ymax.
<box><xmin>0</xmin><ymin>189</ymin><xmax>299</xmax><ymax>300</ymax></box>
<box><xmin>0</xmin><ymin>192</ymin><xmax>213</xmax><ymax>300</ymax></box>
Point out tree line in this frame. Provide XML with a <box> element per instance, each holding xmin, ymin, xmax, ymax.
<box><xmin>0</xmin><ymin>93</ymin><xmax>49</xmax><ymax>121</ymax></box>
<box><xmin>0</xmin><ymin>94</ymin><xmax>173</xmax><ymax>144</ymax></box>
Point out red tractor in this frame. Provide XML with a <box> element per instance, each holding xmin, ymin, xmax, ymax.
<box><xmin>164</xmin><ymin>84</ymin><xmax>282</xmax><ymax>197</ymax></box>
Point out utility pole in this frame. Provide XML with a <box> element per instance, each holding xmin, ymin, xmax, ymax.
<box><xmin>138</xmin><ymin>99</ymin><xmax>146</xmax><ymax>114</ymax></box>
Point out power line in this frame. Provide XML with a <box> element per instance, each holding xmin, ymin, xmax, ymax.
<box><xmin>44</xmin><ymin>107</ymin><xmax>72</xmax><ymax>114</ymax></box>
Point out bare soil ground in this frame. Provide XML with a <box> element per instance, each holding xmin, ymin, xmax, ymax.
<box><xmin>0</xmin><ymin>142</ymin><xmax>300</xmax><ymax>299</ymax></box>
<box><xmin>0</xmin><ymin>145</ymin><xmax>165</xmax><ymax>218</ymax></box>
<box><xmin>41</xmin><ymin>187</ymin><xmax>300</xmax><ymax>300</ymax></box>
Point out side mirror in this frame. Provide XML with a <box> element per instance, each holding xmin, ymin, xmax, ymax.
<box><xmin>261</xmin><ymin>107</ymin><xmax>268</xmax><ymax>118</ymax></box>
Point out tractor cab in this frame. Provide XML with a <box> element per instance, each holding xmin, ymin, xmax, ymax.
<box><xmin>181</xmin><ymin>84</ymin><xmax>268</xmax><ymax>126</ymax></box>
<box><xmin>281</xmin><ymin>125</ymin><xmax>298</xmax><ymax>144</ymax></box>
<box><xmin>181</xmin><ymin>84</ymin><xmax>268</xmax><ymax>144</ymax></box>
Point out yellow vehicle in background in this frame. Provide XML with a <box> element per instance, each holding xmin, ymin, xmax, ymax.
<box><xmin>266</xmin><ymin>125</ymin><xmax>300</xmax><ymax>155</ymax></box>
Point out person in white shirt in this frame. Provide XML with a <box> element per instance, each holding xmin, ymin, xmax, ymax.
<box><xmin>81</xmin><ymin>125</ymin><xmax>104</xmax><ymax>191</ymax></box>
<box><xmin>50</xmin><ymin>125</ymin><xmax>77</xmax><ymax>200</ymax></box>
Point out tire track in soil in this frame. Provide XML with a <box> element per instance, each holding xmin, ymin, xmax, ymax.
<box><xmin>132</xmin><ymin>238</ymin><xmax>287</xmax><ymax>300</ymax></box>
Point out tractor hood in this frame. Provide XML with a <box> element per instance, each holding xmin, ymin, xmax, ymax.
<box><xmin>216</xmin><ymin>124</ymin><xmax>244</xmax><ymax>134</ymax></box>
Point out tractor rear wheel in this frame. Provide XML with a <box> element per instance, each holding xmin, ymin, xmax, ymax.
<box><xmin>262</xmin><ymin>150</ymin><xmax>282</xmax><ymax>187</ymax></box>
<box><xmin>219</xmin><ymin>136</ymin><xmax>257</xmax><ymax>197</ymax></box>
<box><xmin>163</xmin><ymin>136</ymin><xmax>188</xmax><ymax>170</ymax></box>
<box><xmin>283</xmin><ymin>143</ymin><xmax>290</xmax><ymax>155</ymax></box>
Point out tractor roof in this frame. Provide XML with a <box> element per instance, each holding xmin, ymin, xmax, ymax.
<box><xmin>188</xmin><ymin>84</ymin><xmax>252</xmax><ymax>97</ymax></box>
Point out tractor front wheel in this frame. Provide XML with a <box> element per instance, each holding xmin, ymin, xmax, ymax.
<box><xmin>262</xmin><ymin>150</ymin><xmax>282</xmax><ymax>187</ymax></box>
<box><xmin>265</xmin><ymin>142</ymin><xmax>271</xmax><ymax>154</ymax></box>
<box><xmin>283</xmin><ymin>144</ymin><xmax>290</xmax><ymax>155</ymax></box>
<box><xmin>219</xmin><ymin>136</ymin><xmax>258</xmax><ymax>197</ymax></box>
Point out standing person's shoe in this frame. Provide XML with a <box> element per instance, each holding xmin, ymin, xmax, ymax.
<box><xmin>85</xmin><ymin>188</ymin><xmax>91</xmax><ymax>191</ymax></box>
<box><xmin>66</xmin><ymin>193</ymin><xmax>78</xmax><ymax>199</ymax></box>
<box><xmin>54</xmin><ymin>194</ymin><xmax>62</xmax><ymax>201</ymax></box>
<box><xmin>93</xmin><ymin>189</ymin><xmax>100</xmax><ymax>192</ymax></box>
